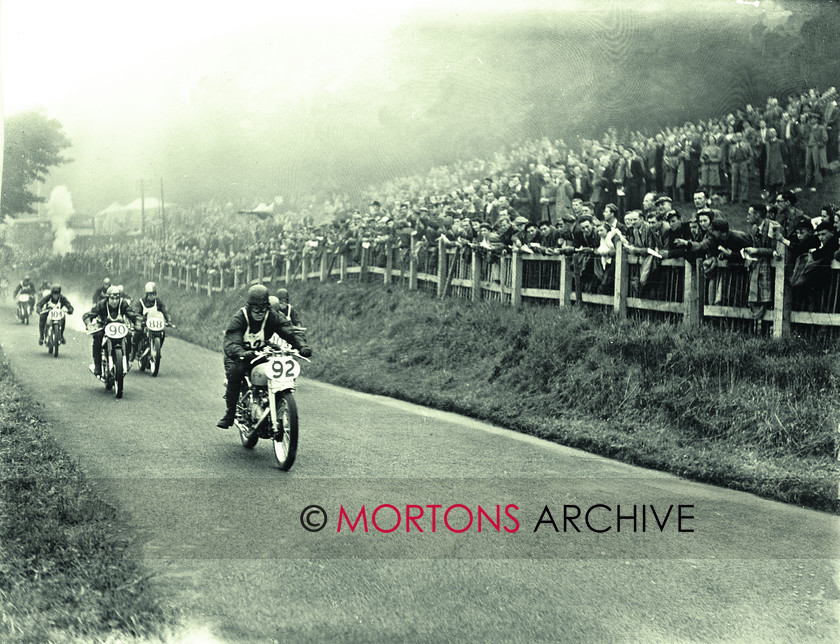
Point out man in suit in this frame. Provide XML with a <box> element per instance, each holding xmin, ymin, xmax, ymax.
<box><xmin>570</xmin><ymin>164</ymin><xmax>592</xmax><ymax>202</ymax></box>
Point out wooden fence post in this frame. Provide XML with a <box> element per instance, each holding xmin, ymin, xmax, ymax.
<box><xmin>408</xmin><ymin>236</ymin><xmax>418</xmax><ymax>291</ymax></box>
<box><xmin>436</xmin><ymin>237</ymin><xmax>446</xmax><ymax>298</ymax></box>
<box><xmin>384</xmin><ymin>243</ymin><xmax>393</xmax><ymax>285</ymax></box>
<box><xmin>361</xmin><ymin>244</ymin><xmax>370</xmax><ymax>282</ymax></box>
<box><xmin>559</xmin><ymin>254</ymin><xmax>572</xmax><ymax>307</ymax></box>
<box><xmin>613</xmin><ymin>243</ymin><xmax>628</xmax><ymax>318</ymax></box>
<box><xmin>285</xmin><ymin>257</ymin><xmax>292</xmax><ymax>285</ymax></box>
<box><xmin>682</xmin><ymin>257</ymin><xmax>700</xmax><ymax>328</ymax></box>
<box><xmin>471</xmin><ymin>248</ymin><xmax>480</xmax><ymax>302</ymax></box>
<box><xmin>320</xmin><ymin>250</ymin><xmax>328</xmax><ymax>282</ymax></box>
<box><xmin>302</xmin><ymin>253</ymin><xmax>311</xmax><ymax>283</ymax></box>
<box><xmin>340</xmin><ymin>250</ymin><xmax>348</xmax><ymax>283</ymax></box>
<box><xmin>511</xmin><ymin>249</ymin><xmax>522</xmax><ymax>307</ymax></box>
<box><xmin>772</xmin><ymin>243</ymin><xmax>790</xmax><ymax>339</ymax></box>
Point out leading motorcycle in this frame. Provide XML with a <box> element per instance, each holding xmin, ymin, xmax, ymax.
<box><xmin>234</xmin><ymin>345</ymin><xmax>308</xmax><ymax>470</ymax></box>
<box><xmin>87</xmin><ymin>320</ymin><xmax>131</xmax><ymax>399</ymax></box>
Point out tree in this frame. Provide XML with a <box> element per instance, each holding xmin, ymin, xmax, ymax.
<box><xmin>1</xmin><ymin>110</ymin><xmax>72</xmax><ymax>217</ymax></box>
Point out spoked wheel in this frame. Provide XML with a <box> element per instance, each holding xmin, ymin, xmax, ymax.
<box><xmin>151</xmin><ymin>337</ymin><xmax>161</xmax><ymax>377</ymax></box>
<box><xmin>114</xmin><ymin>348</ymin><xmax>125</xmax><ymax>399</ymax></box>
<box><xmin>237</xmin><ymin>393</ymin><xmax>258</xmax><ymax>449</ymax></box>
<box><xmin>272</xmin><ymin>391</ymin><xmax>298</xmax><ymax>471</ymax></box>
<box><xmin>52</xmin><ymin>327</ymin><xmax>59</xmax><ymax>358</ymax></box>
<box><xmin>46</xmin><ymin>329</ymin><xmax>55</xmax><ymax>355</ymax></box>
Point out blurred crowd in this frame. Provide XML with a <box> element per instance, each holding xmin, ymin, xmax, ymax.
<box><xmin>13</xmin><ymin>87</ymin><xmax>840</xmax><ymax>316</ymax></box>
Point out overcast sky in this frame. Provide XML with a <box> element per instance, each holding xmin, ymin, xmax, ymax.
<box><xmin>1</xmin><ymin>0</ymin><xmax>780</xmax><ymax>117</ymax></box>
<box><xmin>1</xmin><ymin>0</ymin><xmax>801</xmax><ymax>214</ymax></box>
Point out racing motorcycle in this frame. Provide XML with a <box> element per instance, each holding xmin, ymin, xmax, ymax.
<box><xmin>136</xmin><ymin>311</ymin><xmax>174</xmax><ymax>377</ymax></box>
<box><xmin>87</xmin><ymin>320</ymin><xmax>131</xmax><ymax>399</ymax></box>
<box><xmin>43</xmin><ymin>307</ymin><xmax>67</xmax><ymax>357</ymax></box>
<box><xmin>16</xmin><ymin>294</ymin><xmax>31</xmax><ymax>324</ymax></box>
<box><xmin>234</xmin><ymin>345</ymin><xmax>308</xmax><ymax>470</ymax></box>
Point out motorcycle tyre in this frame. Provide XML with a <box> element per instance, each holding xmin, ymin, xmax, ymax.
<box><xmin>273</xmin><ymin>391</ymin><xmax>298</xmax><ymax>471</ymax></box>
<box><xmin>52</xmin><ymin>327</ymin><xmax>59</xmax><ymax>358</ymax></box>
<box><xmin>114</xmin><ymin>348</ymin><xmax>125</xmax><ymax>399</ymax></box>
<box><xmin>151</xmin><ymin>337</ymin><xmax>161</xmax><ymax>377</ymax></box>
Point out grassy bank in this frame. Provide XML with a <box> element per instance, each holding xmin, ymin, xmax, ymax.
<box><xmin>0</xmin><ymin>347</ymin><xmax>175</xmax><ymax>642</ymax></box>
<box><xmin>58</xmin><ymin>269</ymin><xmax>840</xmax><ymax>513</ymax></box>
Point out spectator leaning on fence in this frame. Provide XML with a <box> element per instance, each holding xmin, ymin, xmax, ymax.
<box><xmin>743</xmin><ymin>203</ymin><xmax>777</xmax><ymax>320</ymax></box>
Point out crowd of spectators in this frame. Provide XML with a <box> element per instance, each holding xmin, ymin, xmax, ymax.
<box><xmin>27</xmin><ymin>87</ymin><xmax>840</xmax><ymax>317</ymax></box>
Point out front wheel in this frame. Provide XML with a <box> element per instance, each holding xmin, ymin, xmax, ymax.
<box><xmin>151</xmin><ymin>337</ymin><xmax>161</xmax><ymax>377</ymax></box>
<box><xmin>273</xmin><ymin>391</ymin><xmax>298</xmax><ymax>470</ymax></box>
<box><xmin>114</xmin><ymin>348</ymin><xmax>125</xmax><ymax>399</ymax></box>
<box><xmin>52</xmin><ymin>325</ymin><xmax>60</xmax><ymax>358</ymax></box>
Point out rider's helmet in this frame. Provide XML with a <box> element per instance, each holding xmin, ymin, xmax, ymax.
<box><xmin>247</xmin><ymin>284</ymin><xmax>270</xmax><ymax>316</ymax></box>
<box><xmin>145</xmin><ymin>281</ymin><xmax>157</xmax><ymax>295</ymax></box>
<box><xmin>268</xmin><ymin>295</ymin><xmax>281</xmax><ymax>313</ymax></box>
<box><xmin>51</xmin><ymin>284</ymin><xmax>61</xmax><ymax>296</ymax></box>
<box><xmin>276</xmin><ymin>288</ymin><xmax>289</xmax><ymax>305</ymax></box>
<box><xmin>106</xmin><ymin>285</ymin><xmax>121</xmax><ymax>303</ymax></box>
<box><xmin>23</xmin><ymin>275</ymin><xmax>31</xmax><ymax>284</ymax></box>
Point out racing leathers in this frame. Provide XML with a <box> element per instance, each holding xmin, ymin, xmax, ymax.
<box><xmin>219</xmin><ymin>307</ymin><xmax>311</xmax><ymax>427</ymax></box>
<box><xmin>37</xmin><ymin>293</ymin><xmax>74</xmax><ymax>344</ymax></box>
<box><xmin>131</xmin><ymin>295</ymin><xmax>171</xmax><ymax>361</ymax></box>
<box><xmin>82</xmin><ymin>299</ymin><xmax>139</xmax><ymax>376</ymax></box>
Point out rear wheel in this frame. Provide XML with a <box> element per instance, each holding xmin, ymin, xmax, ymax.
<box><xmin>272</xmin><ymin>391</ymin><xmax>298</xmax><ymax>470</ymax></box>
<box><xmin>151</xmin><ymin>337</ymin><xmax>161</xmax><ymax>377</ymax></box>
<box><xmin>114</xmin><ymin>348</ymin><xmax>125</xmax><ymax>399</ymax></box>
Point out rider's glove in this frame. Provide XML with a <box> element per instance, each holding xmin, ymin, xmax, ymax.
<box><xmin>243</xmin><ymin>351</ymin><xmax>257</xmax><ymax>363</ymax></box>
<box><xmin>299</xmin><ymin>347</ymin><xmax>313</xmax><ymax>358</ymax></box>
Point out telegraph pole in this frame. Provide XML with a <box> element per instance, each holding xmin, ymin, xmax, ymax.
<box><xmin>139</xmin><ymin>179</ymin><xmax>146</xmax><ymax>235</ymax></box>
<box><xmin>160</xmin><ymin>178</ymin><xmax>167</xmax><ymax>243</ymax></box>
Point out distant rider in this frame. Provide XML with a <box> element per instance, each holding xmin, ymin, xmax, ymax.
<box><xmin>131</xmin><ymin>281</ymin><xmax>171</xmax><ymax>361</ymax></box>
<box><xmin>37</xmin><ymin>284</ymin><xmax>74</xmax><ymax>345</ymax></box>
<box><xmin>218</xmin><ymin>284</ymin><xmax>312</xmax><ymax>428</ymax></box>
<box><xmin>82</xmin><ymin>285</ymin><xmax>139</xmax><ymax>377</ymax></box>
<box><xmin>13</xmin><ymin>275</ymin><xmax>36</xmax><ymax>313</ymax></box>
<box><xmin>273</xmin><ymin>288</ymin><xmax>302</xmax><ymax>327</ymax></box>
<box><xmin>92</xmin><ymin>277</ymin><xmax>112</xmax><ymax>304</ymax></box>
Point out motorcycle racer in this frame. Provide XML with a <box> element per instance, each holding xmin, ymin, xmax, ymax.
<box><xmin>92</xmin><ymin>277</ymin><xmax>111</xmax><ymax>305</ymax></box>
<box><xmin>36</xmin><ymin>284</ymin><xmax>74</xmax><ymax>345</ymax></box>
<box><xmin>131</xmin><ymin>281</ymin><xmax>171</xmax><ymax>361</ymax></box>
<box><xmin>13</xmin><ymin>275</ymin><xmax>36</xmax><ymax>314</ymax></box>
<box><xmin>217</xmin><ymin>284</ymin><xmax>312</xmax><ymax>428</ymax></box>
<box><xmin>83</xmin><ymin>285</ymin><xmax>139</xmax><ymax>377</ymax></box>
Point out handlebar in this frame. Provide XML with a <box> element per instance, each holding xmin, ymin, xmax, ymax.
<box><xmin>253</xmin><ymin>345</ymin><xmax>312</xmax><ymax>363</ymax></box>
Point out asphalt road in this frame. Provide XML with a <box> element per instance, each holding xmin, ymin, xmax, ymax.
<box><xmin>1</xmin><ymin>296</ymin><xmax>838</xmax><ymax>643</ymax></box>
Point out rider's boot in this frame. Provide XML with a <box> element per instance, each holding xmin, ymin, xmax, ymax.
<box><xmin>38</xmin><ymin>335</ymin><xmax>44</xmax><ymax>345</ymax></box>
<box><xmin>217</xmin><ymin>383</ymin><xmax>239</xmax><ymax>428</ymax></box>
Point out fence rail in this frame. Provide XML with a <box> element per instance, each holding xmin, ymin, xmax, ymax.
<box><xmin>77</xmin><ymin>237</ymin><xmax>840</xmax><ymax>338</ymax></box>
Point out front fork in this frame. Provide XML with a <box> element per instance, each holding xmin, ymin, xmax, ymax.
<box><xmin>267</xmin><ymin>384</ymin><xmax>293</xmax><ymax>439</ymax></box>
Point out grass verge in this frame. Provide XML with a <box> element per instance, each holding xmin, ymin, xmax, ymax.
<box><xmin>0</xmin><ymin>346</ymin><xmax>175</xmax><ymax>643</ymax></box>
<box><xmin>56</xmin><ymin>269</ymin><xmax>840</xmax><ymax>513</ymax></box>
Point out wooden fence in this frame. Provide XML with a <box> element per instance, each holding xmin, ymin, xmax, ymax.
<box><xmin>92</xmin><ymin>237</ymin><xmax>840</xmax><ymax>339</ymax></box>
